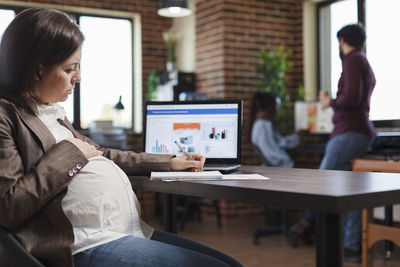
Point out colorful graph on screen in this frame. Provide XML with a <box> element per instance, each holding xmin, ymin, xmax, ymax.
<box><xmin>151</xmin><ymin>140</ymin><xmax>170</xmax><ymax>153</ymax></box>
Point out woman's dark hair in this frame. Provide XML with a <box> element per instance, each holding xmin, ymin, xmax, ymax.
<box><xmin>0</xmin><ymin>8</ymin><xmax>84</xmax><ymax>106</ymax></box>
<box><xmin>337</xmin><ymin>23</ymin><xmax>366</xmax><ymax>49</ymax></box>
<box><xmin>245</xmin><ymin>92</ymin><xmax>277</xmax><ymax>143</ymax></box>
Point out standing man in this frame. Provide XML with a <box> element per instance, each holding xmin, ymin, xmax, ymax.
<box><xmin>319</xmin><ymin>23</ymin><xmax>376</xmax><ymax>262</ymax></box>
<box><xmin>291</xmin><ymin>23</ymin><xmax>376</xmax><ymax>263</ymax></box>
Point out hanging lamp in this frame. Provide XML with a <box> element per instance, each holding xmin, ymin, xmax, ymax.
<box><xmin>158</xmin><ymin>0</ymin><xmax>192</xmax><ymax>18</ymax></box>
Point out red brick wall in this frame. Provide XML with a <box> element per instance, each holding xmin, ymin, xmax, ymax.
<box><xmin>196</xmin><ymin>0</ymin><xmax>304</xmax><ymax>165</ymax></box>
<box><xmin>195</xmin><ymin>0</ymin><xmax>304</xmax><ymax>219</ymax></box>
<box><xmin>196</xmin><ymin>0</ymin><xmax>303</xmax><ymax>106</ymax></box>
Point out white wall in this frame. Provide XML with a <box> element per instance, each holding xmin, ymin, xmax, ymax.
<box><xmin>172</xmin><ymin>0</ymin><xmax>196</xmax><ymax>72</ymax></box>
<box><xmin>303</xmin><ymin>0</ymin><xmax>318</xmax><ymax>101</ymax></box>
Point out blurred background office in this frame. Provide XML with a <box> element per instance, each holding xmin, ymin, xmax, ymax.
<box><xmin>1</xmin><ymin>0</ymin><xmax>400</xmax><ymax>266</ymax></box>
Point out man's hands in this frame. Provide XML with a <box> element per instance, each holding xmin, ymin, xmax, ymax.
<box><xmin>169</xmin><ymin>153</ymin><xmax>205</xmax><ymax>172</ymax></box>
<box><xmin>319</xmin><ymin>90</ymin><xmax>331</xmax><ymax>108</ymax></box>
<box><xmin>66</xmin><ymin>138</ymin><xmax>103</xmax><ymax>159</ymax></box>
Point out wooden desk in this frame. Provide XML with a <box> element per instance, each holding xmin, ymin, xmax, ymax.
<box><xmin>129</xmin><ymin>165</ymin><xmax>400</xmax><ymax>267</ymax></box>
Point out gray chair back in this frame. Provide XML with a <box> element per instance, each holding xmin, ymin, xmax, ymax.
<box><xmin>252</xmin><ymin>144</ymin><xmax>274</xmax><ymax>167</ymax></box>
<box><xmin>0</xmin><ymin>226</ymin><xmax>45</xmax><ymax>267</ymax></box>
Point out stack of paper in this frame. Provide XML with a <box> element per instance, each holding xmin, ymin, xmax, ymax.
<box><xmin>150</xmin><ymin>171</ymin><xmax>223</xmax><ymax>181</ymax></box>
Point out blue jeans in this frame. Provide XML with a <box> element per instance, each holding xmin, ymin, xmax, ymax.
<box><xmin>73</xmin><ymin>229</ymin><xmax>243</xmax><ymax>267</ymax></box>
<box><xmin>305</xmin><ymin>132</ymin><xmax>372</xmax><ymax>251</ymax></box>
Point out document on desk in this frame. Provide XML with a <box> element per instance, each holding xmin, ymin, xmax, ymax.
<box><xmin>150</xmin><ymin>171</ymin><xmax>223</xmax><ymax>181</ymax></box>
<box><xmin>150</xmin><ymin>172</ymin><xmax>269</xmax><ymax>181</ymax></box>
<box><xmin>221</xmin><ymin>174</ymin><xmax>270</xmax><ymax>180</ymax></box>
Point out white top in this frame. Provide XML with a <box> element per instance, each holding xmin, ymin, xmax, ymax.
<box><xmin>37</xmin><ymin>104</ymin><xmax>153</xmax><ymax>255</ymax></box>
<box><xmin>36</xmin><ymin>103</ymin><xmax>74</xmax><ymax>142</ymax></box>
<box><xmin>251</xmin><ymin>119</ymin><xmax>299</xmax><ymax>168</ymax></box>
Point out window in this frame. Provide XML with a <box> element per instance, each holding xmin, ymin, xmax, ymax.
<box><xmin>0</xmin><ymin>5</ymin><xmax>141</xmax><ymax>131</ymax></box>
<box><xmin>365</xmin><ymin>0</ymin><xmax>400</xmax><ymax>121</ymax></box>
<box><xmin>71</xmin><ymin>16</ymin><xmax>133</xmax><ymax>129</ymax></box>
<box><xmin>318</xmin><ymin>0</ymin><xmax>358</xmax><ymax>97</ymax></box>
<box><xmin>0</xmin><ymin>9</ymin><xmax>14</xmax><ymax>36</ymax></box>
<box><xmin>318</xmin><ymin>0</ymin><xmax>400</xmax><ymax>125</ymax></box>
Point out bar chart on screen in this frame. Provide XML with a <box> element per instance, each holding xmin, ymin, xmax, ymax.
<box><xmin>150</xmin><ymin>140</ymin><xmax>170</xmax><ymax>153</ymax></box>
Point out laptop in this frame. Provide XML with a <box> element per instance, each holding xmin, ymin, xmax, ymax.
<box><xmin>144</xmin><ymin>100</ymin><xmax>242</xmax><ymax>173</ymax></box>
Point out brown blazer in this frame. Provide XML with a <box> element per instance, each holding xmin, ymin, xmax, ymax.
<box><xmin>0</xmin><ymin>98</ymin><xmax>173</xmax><ymax>267</ymax></box>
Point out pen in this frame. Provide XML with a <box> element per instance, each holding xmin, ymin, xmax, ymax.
<box><xmin>174</xmin><ymin>141</ymin><xmax>203</xmax><ymax>171</ymax></box>
<box><xmin>174</xmin><ymin>140</ymin><xmax>194</xmax><ymax>160</ymax></box>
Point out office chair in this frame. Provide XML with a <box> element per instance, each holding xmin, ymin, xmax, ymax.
<box><xmin>251</xmin><ymin>144</ymin><xmax>298</xmax><ymax>247</ymax></box>
<box><xmin>353</xmin><ymin>159</ymin><xmax>400</xmax><ymax>267</ymax></box>
<box><xmin>0</xmin><ymin>225</ymin><xmax>45</xmax><ymax>267</ymax></box>
<box><xmin>177</xmin><ymin>196</ymin><xmax>222</xmax><ymax>231</ymax></box>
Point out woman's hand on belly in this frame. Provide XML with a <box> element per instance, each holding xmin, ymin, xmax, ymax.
<box><xmin>66</xmin><ymin>138</ymin><xmax>103</xmax><ymax>159</ymax></box>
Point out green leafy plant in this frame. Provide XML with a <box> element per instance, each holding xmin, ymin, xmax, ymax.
<box><xmin>256</xmin><ymin>46</ymin><xmax>294</xmax><ymax>133</ymax></box>
<box><xmin>297</xmin><ymin>84</ymin><xmax>305</xmax><ymax>101</ymax></box>
<box><xmin>256</xmin><ymin>46</ymin><xmax>293</xmax><ymax>100</ymax></box>
<box><xmin>147</xmin><ymin>69</ymin><xmax>163</xmax><ymax>101</ymax></box>
<box><xmin>163</xmin><ymin>30</ymin><xmax>177</xmax><ymax>63</ymax></box>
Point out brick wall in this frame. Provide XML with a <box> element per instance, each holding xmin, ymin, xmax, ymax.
<box><xmin>195</xmin><ymin>0</ymin><xmax>304</xmax><ymax>165</ymax></box>
<box><xmin>195</xmin><ymin>0</ymin><xmax>304</xmax><ymax>221</ymax></box>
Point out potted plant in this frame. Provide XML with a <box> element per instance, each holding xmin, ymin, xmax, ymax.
<box><xmin>256</xmin><ymin>46</ymin><xmax>294</xmax><ymax>133</ymax></box>
<box><xmin>146</xmin><ymin>69</ymin><xmax>163</xmax><ymax>101</ymax></box>
<box><xmin>162</xmin><ymin>30</ymin><xmax>178</xmax><ymax>72</ymax></box>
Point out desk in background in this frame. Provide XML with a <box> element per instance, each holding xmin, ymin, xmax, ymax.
<box><xmin>130</xmin><ymin>165</ymin><xmax>400</xmax><ymax>267</ymax></box>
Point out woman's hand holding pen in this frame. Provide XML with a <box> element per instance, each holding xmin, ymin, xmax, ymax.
<box><xmin>169</xmin><ymin>153</ymin><xmax>205</xmax><ymax>172</ymax></box>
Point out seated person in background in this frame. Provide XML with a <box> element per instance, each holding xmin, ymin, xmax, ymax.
<box><xmin>0</xmin><ymin>8</ymin><xmax>243</xmax><ymax>267</ymax></box>
<box><xmin>246</xmin><ymin>92</ymin><xmax>299</xmax><ymax>167</ymax></box>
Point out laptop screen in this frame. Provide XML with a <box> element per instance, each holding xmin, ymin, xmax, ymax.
<box><xmin>144</xmin><ymin>100</ymin><xmax>242</xmax><ymax>165</ymax></box>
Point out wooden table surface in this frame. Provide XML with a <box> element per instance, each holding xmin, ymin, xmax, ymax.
<box><xmin>129</xmin><ymin>165</ymin><xmax>400</xmax><ymax>267</ymax></box>
<box><xmin>131</xmin><ymin>165</ymin><xmax>400</xmax><ymax>212</ymax></box>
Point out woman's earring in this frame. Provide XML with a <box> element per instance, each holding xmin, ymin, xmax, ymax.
<box><xmin>36</xmin><ymin>71</ymin><xmax>42</xmax><ymax>80</ymax></box>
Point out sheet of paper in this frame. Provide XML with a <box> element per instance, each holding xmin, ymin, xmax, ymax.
<box><xmin>150</xmin><ymin>171</ymin><xmax>223</xmax><ymax>181</ymax></box>
<box><xmin>221</xmin><ymin>174</ymin><xmax>270</xmax><ymax>180</ymax></box>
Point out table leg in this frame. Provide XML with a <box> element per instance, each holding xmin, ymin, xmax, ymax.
<box><xmin>316</xmin><ymin>211</ymin><xmax>343</xmax><ymax>267</ymax></box>
<box><xmin>163</xmin><ymin>193</ymin><xmax>177</xmax><ymax>233</ymax></box>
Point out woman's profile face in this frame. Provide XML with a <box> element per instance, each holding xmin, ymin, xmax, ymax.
<box><xmin>35</xmin><ymin>47</ymin><xmax>82</xmax><ymax>104</ymax></box>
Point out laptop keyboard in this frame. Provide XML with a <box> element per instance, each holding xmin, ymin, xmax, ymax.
<box><xmin>204</xmin><ymin>164</ymin><xmax>241</xmax><ymax>172</ymax></box>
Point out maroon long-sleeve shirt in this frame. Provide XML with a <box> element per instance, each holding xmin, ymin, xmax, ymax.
<box><xmin>330</xmin><ymin>49</ymin><xmax>376</xmax><ymax>138</ymax></box>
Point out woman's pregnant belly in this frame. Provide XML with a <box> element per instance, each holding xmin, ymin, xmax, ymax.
<box><xmin>61</xmin><ymin>156</ymin><xmax>140</xmax><ymax>233</ymax></box>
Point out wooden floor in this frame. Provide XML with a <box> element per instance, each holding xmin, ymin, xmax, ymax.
<box><xmin>146</xmin><ymin>213</ymin><xmax>400</xmax><ymax>267</ymax></box>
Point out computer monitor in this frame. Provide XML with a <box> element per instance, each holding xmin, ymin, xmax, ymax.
<box><xmin>144</xmin><ymin>100</ymin><xmax>242</xmax><ymax>167</ymax></box>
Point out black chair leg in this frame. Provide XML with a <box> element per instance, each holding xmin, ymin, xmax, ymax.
<box><xmin>253</xmin><ymin>208</ymin><xmax>298</xmax><ymax>248</ymax></box>
<box><xmin>384</xmin><ymin>205</ymin><xmax>393</xmax><ymax>260</ymax></box>
<box><xmin>178</xmin><ymin>197</ymin><xmax>222</xmax><ymax>231</ymax></box>
<box><xmin>155</xmin><ymin>192</ymin><xmax>161</xmax><ymax>215</ymax></box>
<box><xmin>214</xmin><ymin>200</ymin><xmax>222</xmax><ymax>228</ymax></box>
<box><xmin>179</xmin><ymin>197</ymin><xmax>193</xmax><ymax>231</ymax></box>
<box><xmin>196</xmin><ymin>201</ymin><xmax>202</xmax><ymax>222</ymax></box>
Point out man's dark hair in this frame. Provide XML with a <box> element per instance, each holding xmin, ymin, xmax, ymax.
<box><xmin>337</xmin><ymin>23</ymin><xmax>366</xmax><ymax>49</ymax></box>
<box><xmin>0</xmin><ymin>8</ymin><xmax>84</xmax><ymax>106</ymax></box>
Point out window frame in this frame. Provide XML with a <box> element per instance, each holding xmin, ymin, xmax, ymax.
<box><xmin>0</xmin><ymin>2</ymin><xmax>142</xmax><ymax>132</ymax></box>
<box><xmin>316</xmin><ymin>0</ymin><xmax>399</xmax><ymax>129</ymax></box>
<box><xmin>316</xmin><ymin>0</ymin><xmax>363</xmax><ymax>95</ymax></box>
